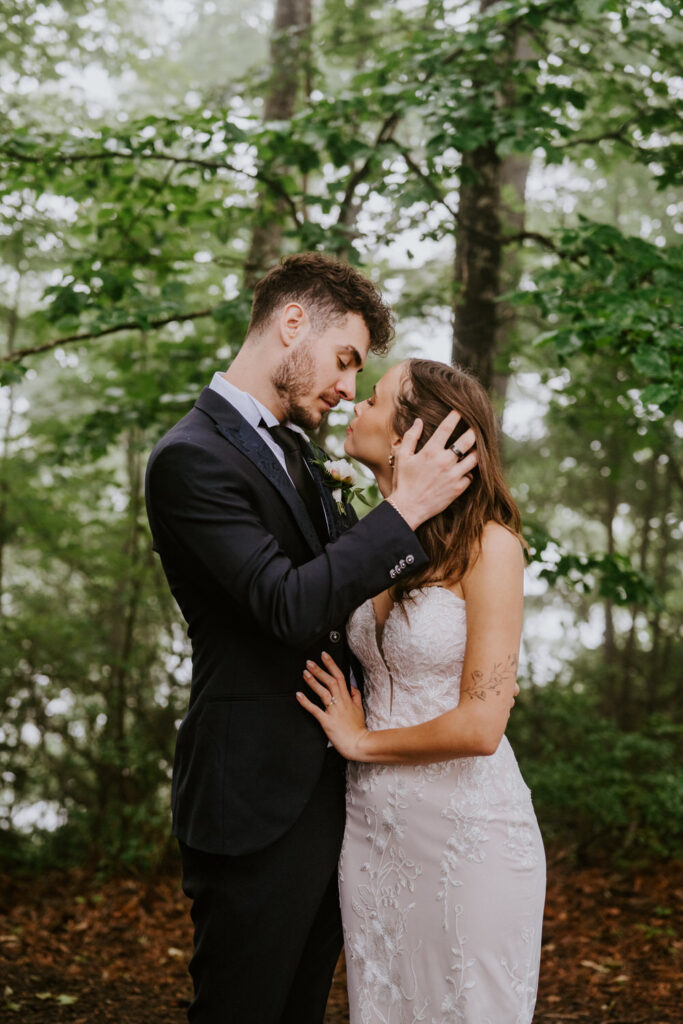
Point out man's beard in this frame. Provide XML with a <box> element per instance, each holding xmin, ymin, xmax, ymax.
<box><xmin>271</xmin><ymin>339</ymin><xmax>334</xmax><ymax>430</ymax></box>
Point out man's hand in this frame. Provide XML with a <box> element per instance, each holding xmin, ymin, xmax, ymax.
<box><xmin>388</xmin><ymin>412</ymin><xmax>478</xmax><ymax>529</ymax></box>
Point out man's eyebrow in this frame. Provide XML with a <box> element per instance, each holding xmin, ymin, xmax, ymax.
<box><xmin>342</xmin><ymin>345</ymin><xmax>364</xmax><ymax>370</ymax></box>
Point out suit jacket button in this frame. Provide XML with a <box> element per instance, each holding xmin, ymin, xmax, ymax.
<box><xmin>329</xmin><ymin>630</ymin><xmax>341</xmax><ymax>643</ymax></box>
<box><xmin>406</xmin><ymin>554</ymin><xmax>415</xmax><ymax>565</ymax></box>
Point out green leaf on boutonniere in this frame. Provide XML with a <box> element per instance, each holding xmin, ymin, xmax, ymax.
<box><xmin>310</xmin><ymin>455</ymin><xmax>371</xmax><ymax>514</ymax></box>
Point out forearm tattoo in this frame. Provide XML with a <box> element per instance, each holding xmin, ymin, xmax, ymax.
<box><xmin>461</xmin><ymin>654</ymin><xmax>518</xmax><ymax>702</ymax></box>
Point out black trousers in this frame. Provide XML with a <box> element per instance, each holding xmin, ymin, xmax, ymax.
<box><xmin>179</xmin><ymin>748</ymin><xmax>347</xmax><ymax>1023</ymax></box>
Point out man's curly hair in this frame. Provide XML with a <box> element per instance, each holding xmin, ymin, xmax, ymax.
<box><xmin>247</xmin><ymin>252</ymin><xmax>395</xmax><ymax>356</ymax></box>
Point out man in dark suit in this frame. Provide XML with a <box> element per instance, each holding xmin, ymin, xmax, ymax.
<box><xmin>145</xmin><ymin>253</ymin><xmax>476</xmax><ymax>1023</ymax></box>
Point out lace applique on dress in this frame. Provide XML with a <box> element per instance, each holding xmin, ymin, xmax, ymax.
<box><xmin>340</xmin><ymin>587</ymin><xmax>546</xmax><ymax>1024</ymax></box>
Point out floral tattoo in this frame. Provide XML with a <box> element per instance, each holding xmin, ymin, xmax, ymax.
<box><xmin>461</xmin><ymin>654</ymin><xmax>518</xmax><ymax>702</ymax></box>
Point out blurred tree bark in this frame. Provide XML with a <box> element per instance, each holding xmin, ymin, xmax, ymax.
<box><xmin>452</xmin><ymin>3</ymin><xmax>532</xmax><ymax>400</ymax></box>
<box><xmin>0</xmin><ymin>240</ymin><xmax>22</xmax><ymax>620</ymax></box>
<box><xmin>244</xmin><ymin>0</ymin><xmax>313</xmax><ymax>286</ymax></box>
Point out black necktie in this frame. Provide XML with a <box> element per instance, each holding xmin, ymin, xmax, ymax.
<box><xmin>266</xmin><ymin>423</ymin><xmax>328</xmax><ymax>541</ymax></box>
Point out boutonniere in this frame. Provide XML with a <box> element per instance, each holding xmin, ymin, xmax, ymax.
<box><xmin>313</xmin><ymin>456</ymin><xmax>371</xmax><ymax>515</ymax></box>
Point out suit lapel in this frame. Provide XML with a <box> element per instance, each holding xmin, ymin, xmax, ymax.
<box><xmin>195</xmin><ymin>389</ymin><xmax>324</xmax><ymax>555</ymax></box>
<box><xmin>303</xmin><ymin>444</ymin><xmax>339</xmax><ymax>541</ymax></box>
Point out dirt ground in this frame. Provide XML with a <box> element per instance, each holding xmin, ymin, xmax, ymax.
<box><xmin>1</xmin><ymin>853</ymin><xmax>680</xmax><ymax>1023</ymax></box>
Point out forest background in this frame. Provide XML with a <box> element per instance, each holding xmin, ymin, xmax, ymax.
<box><xmin>0</xmin><ymin>0</ymin><xmax>682</xmax><ymax>966</ymax></box>
<box><xmin>1</xmin><ymin>1</ymin><xmax>681</xmax><ymax>1019</ymax></box>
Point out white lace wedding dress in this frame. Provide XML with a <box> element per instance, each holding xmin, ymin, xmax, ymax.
<box><xmin>340</xmin><ymin>586</ymin><xmax>545</xmax><ymax>1024</ymax></box>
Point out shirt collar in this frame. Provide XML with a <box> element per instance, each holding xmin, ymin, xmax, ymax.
<box><xmin>208</xmin><ymin>373</ymin><xmax>309</xmax><ymax>439</ymax></box>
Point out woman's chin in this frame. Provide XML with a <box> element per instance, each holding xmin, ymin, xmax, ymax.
<box><xmin>345</xmin><ymin>447</ymin><xmax>371</xmax><ymax>476</ymax></box>
<box><xmin>344</xmin><ymin>434</ymin><xmax>372</xmax><ymax>471</ymax></box>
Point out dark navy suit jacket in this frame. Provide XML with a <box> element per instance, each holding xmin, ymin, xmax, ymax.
<box><xmin>145</xmin><ymin>387</ymin><xmax>427</xmax><ymax>855</ymax></box>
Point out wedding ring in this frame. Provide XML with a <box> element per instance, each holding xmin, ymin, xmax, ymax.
<box><xmin>326</xmin><ymin>697</ymin><xmax>337</xmax><ymax>708</ymax></box>
<box><xmin>450</xmin><ymin>444</ymin><xmax>464</xmax><ymax>461</ymax></box>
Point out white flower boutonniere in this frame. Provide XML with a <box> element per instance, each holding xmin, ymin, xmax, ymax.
<box><xmin>315</xmin><ymin>457</ymin><xmax>371</xmax><ymax>514</ymax></box>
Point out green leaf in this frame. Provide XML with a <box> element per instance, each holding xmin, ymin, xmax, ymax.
<box><xmin>0</xmin><ymin>363</ymin><xmax>28</xmax><ymax>386</ymax></box>
<box><xmin>631</xmin><ymin>347</ymin><xmax>671</xmax><ymax>379</ymax></box>
<box><xmin>640</xmin><ymin>382</ymin><xmax>678</xmax><ymax>409</ymax></box>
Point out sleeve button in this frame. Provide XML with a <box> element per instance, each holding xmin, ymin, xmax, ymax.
<box><xmin>406</xmin><ymin>554</ymin><xmax>415</xmax><ymax>565</ymax></box>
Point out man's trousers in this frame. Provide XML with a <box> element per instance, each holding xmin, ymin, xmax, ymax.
<box><xmin>179</xmin><ymin>747</ymin><xmax>347</xmax><ymax>1023</ymax></box>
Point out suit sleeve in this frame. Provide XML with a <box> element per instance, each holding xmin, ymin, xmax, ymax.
<box><xmin>146</xmin><ymin>440</ymin><xmax>428</xmax><ymax>648</ymax></box>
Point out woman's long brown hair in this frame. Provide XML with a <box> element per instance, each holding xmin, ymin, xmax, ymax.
<box><xmin>391</xmin><ymin>359</ymin><xmax>523</xmax><ymax>602</ymax></box>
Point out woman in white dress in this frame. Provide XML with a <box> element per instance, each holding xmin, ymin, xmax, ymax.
<box><xmin>297</xmin><ymin>359</ymin><xmax>545</xmax><ymax>1024</ymax></box>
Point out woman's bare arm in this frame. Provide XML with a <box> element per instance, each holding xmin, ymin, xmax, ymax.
<box><xmin>297</xmin><ymin>522</ymin><xmax>524</xmax><ymax>763</ymax></box>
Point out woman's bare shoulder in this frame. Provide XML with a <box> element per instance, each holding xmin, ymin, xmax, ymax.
<box><xmin>462</xmin><ymin>522</ymin><xmax>524</xmax><ymax>595</ymax></box>
<box><xmin>480</xmin><ymin>521</ymin><xmax>524</xmax><ymax>560</ymax></box>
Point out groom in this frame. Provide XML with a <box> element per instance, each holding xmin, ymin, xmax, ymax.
<box><xmin>145</xmin><ymin>253</ymin><xmax>476</xmax><ymax>1023</ymax></box>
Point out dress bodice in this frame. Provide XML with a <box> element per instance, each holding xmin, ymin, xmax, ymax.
<box><xmin>347</xmin><ymin>586</ymin><xmax>468</xmax><ymax>729</ymax></box>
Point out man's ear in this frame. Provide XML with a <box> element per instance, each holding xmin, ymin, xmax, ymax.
<box><xmin>278</xmin><ymin>302</ymin><xmax>307</xmax><ymax>347</ymax></box>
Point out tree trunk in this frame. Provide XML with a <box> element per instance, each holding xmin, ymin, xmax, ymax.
<box><xmin>452</xmin><ymin>9</ymin><xmax>532</xmax><ymax>401</ymax></box>
<box><xmin>244</xmin><ymin>0</ymin><xmax>313</xmax><ymax>285</ymax></box>
<box><xmin>601</xmin><ymin>474</ymin><xmax>620</xmax><ymax>719</ymax></box>
<box><xmin>0</xmin><ymin>254</ymin><xmax>22</xmax><ymax>618</ymax></box>
<box><xmin>618</xmin><ymin>456</ymin><xmax>655</xmax><ymax>729</ymax></box>
<box><xmin>452</xmin><ymin>141</ymin><xmax>501</xmax><ymax>389</ymax></box>
<box><xmin>493</xmin><ymin>58</ymin><xmax>533</xmax><ymax>404</ymax></box>
<box><xmin>647</xmin><ymin>458</ymin><xmax>674</xmax><ymax>715</ymax></box>
<box><xmin>97</xmin><ymin>425</ymin><xmax>146</xmax><ymax>856</ymax></box>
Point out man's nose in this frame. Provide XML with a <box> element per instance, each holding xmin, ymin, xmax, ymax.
<box><xmin>337</xmin><ymin>372</ymin><xmax>357</xmax><ymax>402</ymax></box>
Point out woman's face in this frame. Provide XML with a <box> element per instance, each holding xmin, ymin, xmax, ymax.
<box><xmin>344</xmin><ymin>361</ymin><xmax>406</xmax><ymax>472</ymax></box>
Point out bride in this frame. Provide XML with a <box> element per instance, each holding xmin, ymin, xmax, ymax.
<box><xmin>297</xmin><ymin>358</ymin><xmax>546</xmax><ymax>1024</ymax></box>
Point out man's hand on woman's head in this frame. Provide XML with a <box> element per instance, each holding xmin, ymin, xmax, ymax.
<box><xmin>389</xmin><ymin>412</ymin><xmax>478</xmax><ymax>530</ymax></box>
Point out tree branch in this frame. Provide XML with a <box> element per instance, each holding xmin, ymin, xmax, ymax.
<box><xmin>0</xmin><ymin>146</ymin><xmax>303</xmax><ymax>229</ymax></box>
<box><xmin>391</xmin><ymin>144</ymin><xmax>559</xmax><ymax>253</ymax></box>
<box><xmin>502</xmin><ymin>229</ymin><xmax>558</xmax><ymax>251</ymax></box>
<box><xmin>336</xmin><ymin>112</ymin><xmax>401</xmax><ymax>228</ymax></box>
<box><xmin>395</xmin><ymin>147</ymin><xmax>458</xmax><ymax>219</ymax></box>
<box><xmin>555</xmin><ymin>125</ymin><xmax>637</xmax><ymax>151</ymax></box>
<box><xmin>0</xmin><ymin>144</ymin><xmax>247</xmax><ymax>172</ymax></box>
<box><xmin>1</xmin><ymin>309</ymin><xmax>216</xmax><ymax>364</ymax></box>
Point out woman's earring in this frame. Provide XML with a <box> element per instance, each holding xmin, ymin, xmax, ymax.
<box><xmin>388</xmin><ymin>453</ymin><xmax>396</xmax><ymax>468</ymax></box>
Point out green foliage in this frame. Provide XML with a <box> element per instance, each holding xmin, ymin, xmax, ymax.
<box><xmin>0</xmin><ymin>0</ymin><xmax>681</xmax><ymax>872</ymax></box>
<box><xmin>524</xmin><ymin>521</ymin><xmax>659</xmax><ymax>607</ymax></box>
<box><xmin>509</xmin><ymin>686</ymin><xmax>683</xmax><ymax>865</ymax></box>
<box><xmin>514</xmin><ymin>221</ymin><xmax>683</xmax><ymax>413</ymax></box>
<box><xmin>0</xmin><ymin>447</ymin><xmax>187</xmax><ymax>871</ymax></box>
